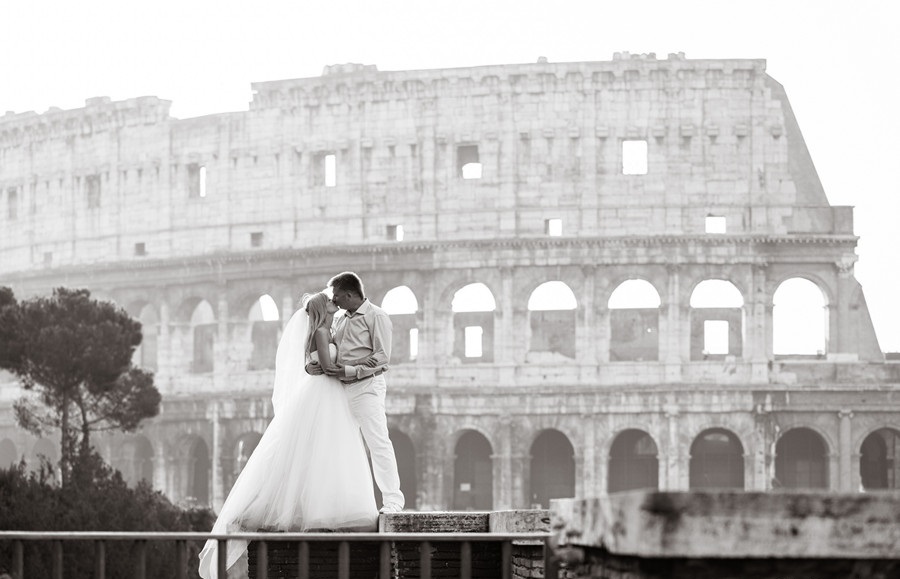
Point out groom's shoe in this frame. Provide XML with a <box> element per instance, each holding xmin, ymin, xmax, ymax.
<box><xmin>379</xmin><ymin>503</ymin><xmax>403</xmax><ymax>513</ymax></box>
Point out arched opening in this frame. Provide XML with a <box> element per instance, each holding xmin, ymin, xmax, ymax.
<box><xmin>373</xmin><ymin>429</ymin><xmax>418</xmax><ymax>510</ymax></box>
<box><xmin>0</xmin><ymin>439</ymin><xmax>17</xmax><ymax>469</ymax></box>
<box><xmin>134</xmin><ymin>304</ymin><xmax>159</xmax><ymax>371</ymax></box>
<box><xmin>689</xmin><ymin>280</ymin><xmax>744</xmax><ymax>360</ymax></box>
<box><xmin>689</xmin><ymin>428</ymin><xmax>744</xmax><ymax>489</ymax></box>
<box><xmin>529</xmin><ymin>429</ymin><xmax>575</xmax><ymax>508</ymax></box>
<box><xmin>774</xmin><ymin>428</ymin><xmax>829</xmax><ymax>489</ymax></box>
<box><xmin>527</xmin><ymin>282</ymin><xmax>577</xmax><ymax>360</ymax></box>
<box><xmin>117</xmin><ymin>435</ymin><xmax>154</xmax><ymax>487</ymax></box>
<box><xmin>232</xmin><ymin>432</ymin><xmax>262</xmax><ymax>489</ymax></box>
<box><xmin>453</xmin><ymin>430</ymin><xmax>493</xmax><ymax>510</ymax></box>
<box><xmin>608</xmin><ymin>429</ymin><xmax>659</xmax><ymax>493</ymax></box>
<box><xmin>452</xmin><ymin>283</ymin><xmax>496</xmax><ymax>363</ymax></box>
<box><xmin>382</xmin><ymin>286</ymin><xmax>420</xmax><ymax>364</ymax></box>
<box><xmin>190</xmin><ymin>300</ymin><xmax>216</xmax><ymax>373</ymax></box>
<box><xmin>773</xmin><ymin>278</ymin><xmax>829</xmax><ymax>357</ymax></box>
<box><xmin>607</xmin><ymin>280</ymin><xmax>661</xmax><ymax>361</ymax></box>
<box><xmin>249</xmin><ymin>295</ymin><xmax>280</xmax><ymax>371</ymax></box>
<box><xmin>860</xmin><ymin>428</ymin><xmax>900</xmax><ymax>490</ymax></box>
<box><xmin>187</xmin><ymin>438</ymin><xmax>211</xmax><ymax>505</ymax></box>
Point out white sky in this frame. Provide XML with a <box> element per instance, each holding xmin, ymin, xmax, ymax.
<box><xmin>4</xmin><ymin>0</ymin><xmax>899</xmax><ymax>351</ymax></box>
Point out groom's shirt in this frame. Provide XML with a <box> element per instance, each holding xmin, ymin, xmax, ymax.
<box><xmin>333</xmin><ymin>299</ymin><xmax>392</xmax><ymax>382</ymax></box>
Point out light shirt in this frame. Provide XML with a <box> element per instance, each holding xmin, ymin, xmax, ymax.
<box><xmin>333</xmin><ymin>299</ymin><xmax>392</xmax><ymax>380</ymax></box>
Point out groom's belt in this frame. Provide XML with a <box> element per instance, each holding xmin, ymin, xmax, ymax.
<box><xmin>340</xmin><ymin>370</ymin><xmax>384</xmax><ymax>385</ymax></box>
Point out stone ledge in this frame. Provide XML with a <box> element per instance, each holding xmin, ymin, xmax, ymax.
<box><xmin>551</xmin><ymin>491</ymin><xmax>900</xmax><ymax>559</ymax></box>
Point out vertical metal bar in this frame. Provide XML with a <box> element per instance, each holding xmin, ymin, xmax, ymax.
<box><xmin>217</xmin><ymin>539</ymin><xmax>227</xmax><ymax>579</ymax></box>
<box><xmin>379</xmin><ymin>540</ymin><xmax>391</xmax><ymax>579</ymax></box>
<box><xmin>53</xmin><ymin>540</ymin><xmax>63</xmax><ymax>579</ymax></box>
<box><xmin>255</xmin><ymin>540</ymin><xmax>269</xmax><ymax>579</ymax></box>
<box><xmin>94</xmin><ymin>540</ymin><xmax>106</xmax><ymax>579</ymax></box>
<box><xmin>543</xmin><ymin>540</ymin><xmax>560</xmax><ymax>579</ymax></box>
<box><xmin>13</xmin><ymin>540</ymin><xmax>23</xmax><ymax>579</ymax></box>
<box><xmin>460</xmin><ymin>541</ymin><xmax>472</xmax><ymax>579</ymax></box>
<box><xmin>501</xmin><ymin>540</ymin><xmax>512</xmax><ymax>579</ymax></box>
<box><xmin>297</xmin><ymin>541</ymin><xmax>310</xmax><ymax>579</ymax></box>
<box><xmin>175</xmin><ymin>540</ymin><xmax>187</xmax><ymax>579</ymax></box>
<box><xmin>338</xmin><ymin>541</ymin><xmax>350</xmax><ymax>579</ymax></box>
<box><xmin>419</xmin><ymin>540</ymin><xmax>431</xmax><ymax>579</ymax></box>
<box><xmin>136</xmin><ymin>540</ymin><xmax>147</xmax><ymax>579</ymax></box>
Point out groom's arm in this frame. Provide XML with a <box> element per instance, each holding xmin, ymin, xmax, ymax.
<box><xmin>342</xmin><ymin>311</ymin><xmax>392</xmax><ymax>380</ymax></box>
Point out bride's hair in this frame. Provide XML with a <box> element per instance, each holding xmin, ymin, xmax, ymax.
<box><xmin>302</xmin><ymin>292</ymin><xmax>330</xmax><ymax>354</ymax></box>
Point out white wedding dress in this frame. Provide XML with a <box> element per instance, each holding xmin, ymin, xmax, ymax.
<box><xmin>198</xmin><ymin>309</ymin><xmax>378</xmax><ymax>579</ymax></box>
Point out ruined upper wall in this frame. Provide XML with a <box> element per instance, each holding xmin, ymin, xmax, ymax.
<box><xmin>0</xmin><ymin>55</ymin><xmax>852</xmax><ymax>273</ymax></box>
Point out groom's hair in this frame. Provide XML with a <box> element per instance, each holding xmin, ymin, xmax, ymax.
<box><xmin>328</xmin><ymin>271</ymin><xmax>365</xmax><ymax>299</ymax></box>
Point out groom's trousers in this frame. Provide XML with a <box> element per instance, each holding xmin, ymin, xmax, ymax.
<box><xmin>345</xmin><ymin>374</ymin><xmax>405</xmax><ymax>509</ymax></box>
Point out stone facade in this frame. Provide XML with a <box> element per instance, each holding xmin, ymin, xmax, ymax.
<box><xmin>1</xmin><ymin>53</ymin><xmax>898</xmax><ymax>512</ymax></box>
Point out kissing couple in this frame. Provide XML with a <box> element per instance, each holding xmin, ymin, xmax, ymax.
<box><xmin>199</xmin><ymin>271</ymin><xmax>405</xmax><ymax>579</ymax></box>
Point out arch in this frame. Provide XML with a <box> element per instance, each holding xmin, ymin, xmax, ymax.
<box><xmin>527</xmin><ymin>281</ymin><xmax>577</xmax><ymax>359</ymax></box>
<box><xmin>773</xmin><ymin>277</ymin><xmax>829</xmax><ymax>356</ymax></box>
<box><xmin>232</xmin><ymin>432</ymin><xmax>262</xmax><ymax>488</ymax></box>
<box><xmin>136</xmin><ymin>303</ymin><xmax>159</xmax><ymax>371</ymax></box>
<box><xmin>117</xmin><ymin>435</ymin><xmax>154</xmax><ymax>487</ymax></box>
<box><xmin>452</xmin><ymin>283</ymin><xmax>496</xmax><ymax>363</ymax></box>
<box><xmin>529</xmin><ymin>429</ymin><xmax>575</xmax><ymax>508</ymax></box>
<box><xmin>527</xmin><ymin>281</ymin><xmax>577</xmax><ymax>311</ymax></box>
<box><xmin>689</xmin><ymin>428</ymin><xmax>745</xmax><ymax>489</ymax></box>
<box><xmin>187</xmin><ymin>437</ymin><xmax>211</xmax><ymax>505</ymax></box>
<box><xmin>689</xmin><ymin>279</ymin><xmax>745</xmax><ymax>360</ymax></box>
<box><xmin>859</xmin><ymin>428</ymin><xmax>900</xmax><ymax>490</ymax></box>
<box><xmin>453</xmin><ymin>430</ymin><xmax>493</xmax><ymax>510</ymax></box>
<box><xmin>774</xmin><ymin>427</ymin><xmax>829</xmax><ymax>489</ymax></box>
<box><xmin>0</xmin><ymin>439</ymin><xmax>17</xmax><ymax>469</ymax></box>
<box><xmin>249</xmin><ymin>294</ymin><xmax>280</xmax><ymax>371</ymax></box>
<box><xmin>382</xmin><ymin>286</ymin><xmax>420</xmax><ymax>364</ymax></box>
<box><xmin>373</xmin><ymin>429</ymin><xmax>418</xmax><ymax>510</ymax></box>
<box><xmin>607</xmin><ymin>280</ymin><xmax>660</xmax><ymax>362</ymax></box>
<box><xmin>190</xmin><ymin>299</ymin><xmax>216</xmax><ymax>373</ymax></box>
<box><xmin>608</xmin><ymin>429</ymin><xmax>659</xmax><ymax>493</ymax></box>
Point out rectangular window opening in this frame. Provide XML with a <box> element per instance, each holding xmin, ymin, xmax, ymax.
<box><xmin>199</xmin><ymin>166</ymin><xmax>207</xmax><ymax>198</ymax></box>
<box><xmin>86</xmin><ymin>175</ymin><xmax>101</xmax><ymax>208</ymax></box>
<box><xmin>409</xmin><ymin>328</ymin><xmax>419</xmax><ymax>361</ymax></box>
<box><xmin>464</xmin><ymin>326</ymin><xmax>483</xmax><ymax>358</ymax></box>
<box><xmin>387</xmin><ymin>224</ymin><xmax>404</xmax><ymax>241</ymax></box>
<box><xmin>457</xmin><ymin>145</ymin><xmax>482</xmax><ymax>179</ymax></box>
<box><xmin>705</xmin><ymin>214</ymin><xmax>726</xmax><ymax>233</ymax></box>
<box><xmin>545</xmin><ymin>218</ymin><xmax>562</xmax><ymax>237</ymax></box>
<box><xmin>251</xmin><ymin>232</ymin><xmax>263</xmax><ymax>247</ymax></box>
<box><xmin>324</xmin><ymin>154</ymin><xmax>337</xmax><ymax>187</ymax></box>
<box><xmin>622</xmin><ymin>140</ymin><xmax>648</xmax><ymax>175</ymax></box>
<box><xmin>703</xmin><ymin>320</ymin><xmax>729</xmax><ymax>356</ymax></box>
<box><xmin>134</xmin><ymin>242</ymin><xmax>147</xmax><ymax>256</ymax></box>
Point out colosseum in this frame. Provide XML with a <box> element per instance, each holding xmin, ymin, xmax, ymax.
<box><xmin>1</xmin><ymin>53</ymin><xmax>898</xmax><ymax>512</ymax></box>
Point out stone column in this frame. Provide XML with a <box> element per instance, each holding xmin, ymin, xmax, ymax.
<box><xmin>210</xmin><ymin>403</ymin><xmax>224</xmax><ymax>511</ymax></box>
<box><xmin>582</xmin><ymin>416</ymin><xmax>598</xmax><ymax>497</ymax></box>
<box><xmin>748</xmin><ymin>264</ymin><xmax>770</xmax><ymax>382</ymax></box>
<box><xmin>663</xmin><ymin>265</ymin><xmax>684</xmax><ymax>382</ymax></box>
<box><xmin>495</xmin><ymin>417</ymin><xmax>513</xmax><ymax>510</ymax></box>
<box><xmin>579</xmin><ymin>266</ymin><xmax>598</xmax><ymax>365</ymax></box>
<box><xmin>497</xmin><ymin>267</ymin><xmax>516</xmax><ymax>369</ymax></box>
<box><xmin>839</xmin><ymin>410</ymin><xmax>854</xmax><ymax>492</ymax></box>
<box><xmin>158</xmin><ymin>301</ymin><xmax>171</xmax><ymax>387</ymax></box>
<box><xmin>663</xmin><ymin>409</ymin><xmax>683</xmax><ymax>490</ymax></box>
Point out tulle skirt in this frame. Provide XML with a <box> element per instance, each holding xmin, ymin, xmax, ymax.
<box><xmin>198</xmin><ymin>373</ymin><xmax>378</xmax><ymax>579</ymax></box>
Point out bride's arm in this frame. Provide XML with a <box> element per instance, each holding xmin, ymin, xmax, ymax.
<box><xmin>314</xmin><ymin>328</ymin><xmax>337</xmax><ymax>373</ymax></box>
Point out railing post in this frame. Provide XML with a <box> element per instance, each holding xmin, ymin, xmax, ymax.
<box><xmin>419</xmin><ymin>540</ymin><xmax>431</xmax><ymax>579</ymax></box>
<box><xmin>175</xmin><ymin>540</ymin><xmax>187</xmax><ymax>579</ymax></box>
<box><xmin>543</xmin><ymin>540</ymin><xmax>560</xmax><ymax>579</ymax></box>
<box><xmin>379</xmin><ymin>540</ymin><xmax>391</xmax><ymax>579</ymax></box>
<box><xmin>501</xmin><ymin>541</ymin><xmax>512</xmax><ymax>579</ymax></box>
<box><xmin>135</xmin><ymin>540</ymin><xmax>147</xmax><ymax>579</ymax></box>
<box><xmin>297</xmin><ymin>541</ymin><xmax>309</xmax><ymax>579</ymax></box>
<box><xmin>217</xmin><ymin>539</ymin><xmax>227</xmax><ymax>578</ymax></box>
<box><xmin>338</xmin><ymin>541</ymin><xmax>350</xmax><ymax>579</ymax></box>
<box><xmin>53</xmin><ymin>540</ymin><xmax>63</xmax><ymax>579</ymax></box>
<box><xmin>13</xmin><ymin>540</ymin><xmax>23</xmax><ymax>579</ymax></box>
<box><xmin>94</xmin><ymin>540</ymin><xmax>106</xmax><ymax>579</ymax></box>
<box><xmin>460</xmin><ymin>541</ymin><xmax>472</xmax><ymax>579</ymax></box>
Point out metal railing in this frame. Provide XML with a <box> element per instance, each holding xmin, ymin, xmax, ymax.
<box><xmin>0</xmin><ymin>531</ymin><xmax>560</xmax><ymax>579</ymax></box>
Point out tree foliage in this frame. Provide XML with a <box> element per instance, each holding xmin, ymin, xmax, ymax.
<box><xmin>0</xmin><ymin>287</ymin><xmax>161</xmax><ymax>484</ymax></box>
<box><xmin>0</xmin><ymin>454</ymin><xmax>214</xmax><ymax>578</ymax></box>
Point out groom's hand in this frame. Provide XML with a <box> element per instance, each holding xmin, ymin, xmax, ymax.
<box><xmin>323</xmin><ymin>363</ymin><xmax>343</xmax><ymax>377</ymax></box>
<box><xmin>305</xmin><ymin>362</ymin><xmax>324</xmax><ymax>376</ymax></box>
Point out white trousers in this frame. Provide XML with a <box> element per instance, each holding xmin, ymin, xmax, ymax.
<box><xmin>345</xmin><ymin>374</ymin><xmax>405</xmax><ymax>508</ymax></box>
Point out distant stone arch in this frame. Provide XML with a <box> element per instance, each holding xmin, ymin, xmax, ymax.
<box><xmin>529</xmin><ymin>429</ymin><xmax>575</xmax><ymax>508</ymax></box>
<box><xmin>382</xmin><ymin>286</ymin><xmax>420</xmax><ymax>364</ymax></box>
<box><xmin>773</xmin><ymin>278</ymin><xmax>829</xmax><ymax>357</ymax></box>
<box><xmin>607</xmin><ymin>280</ymin><xmax>661</xmax><ymax>362</ymax></box>
<box><xmin>608</xmin><ymin>429</ymin><xmax>659</xmax><ymax>493</ymax></box>
<box><xmin>452</xmin><ymin>283</ymin><xmax>496</xmax><ymax>363</ymax></box>
<box><xmin>453</xmin><ymin>430</ymin><xmax>493</xmax><ymax>510</ymax></box>
<box><xmin>231</xmin><ymin>432</ymin><xmax>262</xmax><ymax>490</ymax></box>
<box><xmin>689</xmin><ymin>428</ymin><xmax>745</xmax><ymax>489</ymax></box>
<box><xmin>527</xmin><ymin>281</ymin><xmax>577</xmax><ymax>360</ymax></box>
<box><xmin>774</xmin><ymin>427</ymin><xmax>829</xmax><ymax>489</ymax></box>
<box><xmin>133</xmin><ymin>303</ymin><xmax>159</xmax><ymax>372</ymax></box>
<box><xmin>859</xmin><ymin>428</ymin><xmax>900</xmax><ymax>490</ymax></box>
<box><xmin>689</xmin><ymin>279</ymin><xmax>745</xmax><ymax>360</ymax></box>
<box><xmin>190</xmin><ymin>300</ymin><xmax>216</xmax><ymax>373</ymax></box>
<box><xmin>248</xmin><ymin>294</ymin><xmax>280</xmax><ymax>370</ymax></box>
<box><xmin>115</xmin><ymin>435</ymin><xmax>154</xmax><ymax>487</ymax></box>
<box><xmin>185</xmin><ymin>436</ymin><xmax>211</xmax><ymax>506</ymax></box>
<box><xmin>372</xmin><ymin>428</ymin><xmax>418</xmax><ymax>510</ymax></box>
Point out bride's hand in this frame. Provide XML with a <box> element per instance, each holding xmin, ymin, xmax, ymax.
<box><xmin>305</xmin><ymin>362</ymin><xmax>324</xmax><ymax>376</ymax></box>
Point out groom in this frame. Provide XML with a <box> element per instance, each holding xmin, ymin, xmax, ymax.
<box><xmin>309</xmin><ymin>271</ymin><xmax>405</xmax><ymax>513</ymax></box>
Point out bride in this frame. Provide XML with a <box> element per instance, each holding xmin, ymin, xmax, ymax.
<box><xmin>198</xmin><ymin>292</ymin><xmax>378</xmax><ymax>579</ymax></box>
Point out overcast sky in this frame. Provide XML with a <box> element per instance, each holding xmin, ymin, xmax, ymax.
<box><xmin>4</xmin><ymin>0</ymin><xmax>898</xmax><ymax>352</ymax></box>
